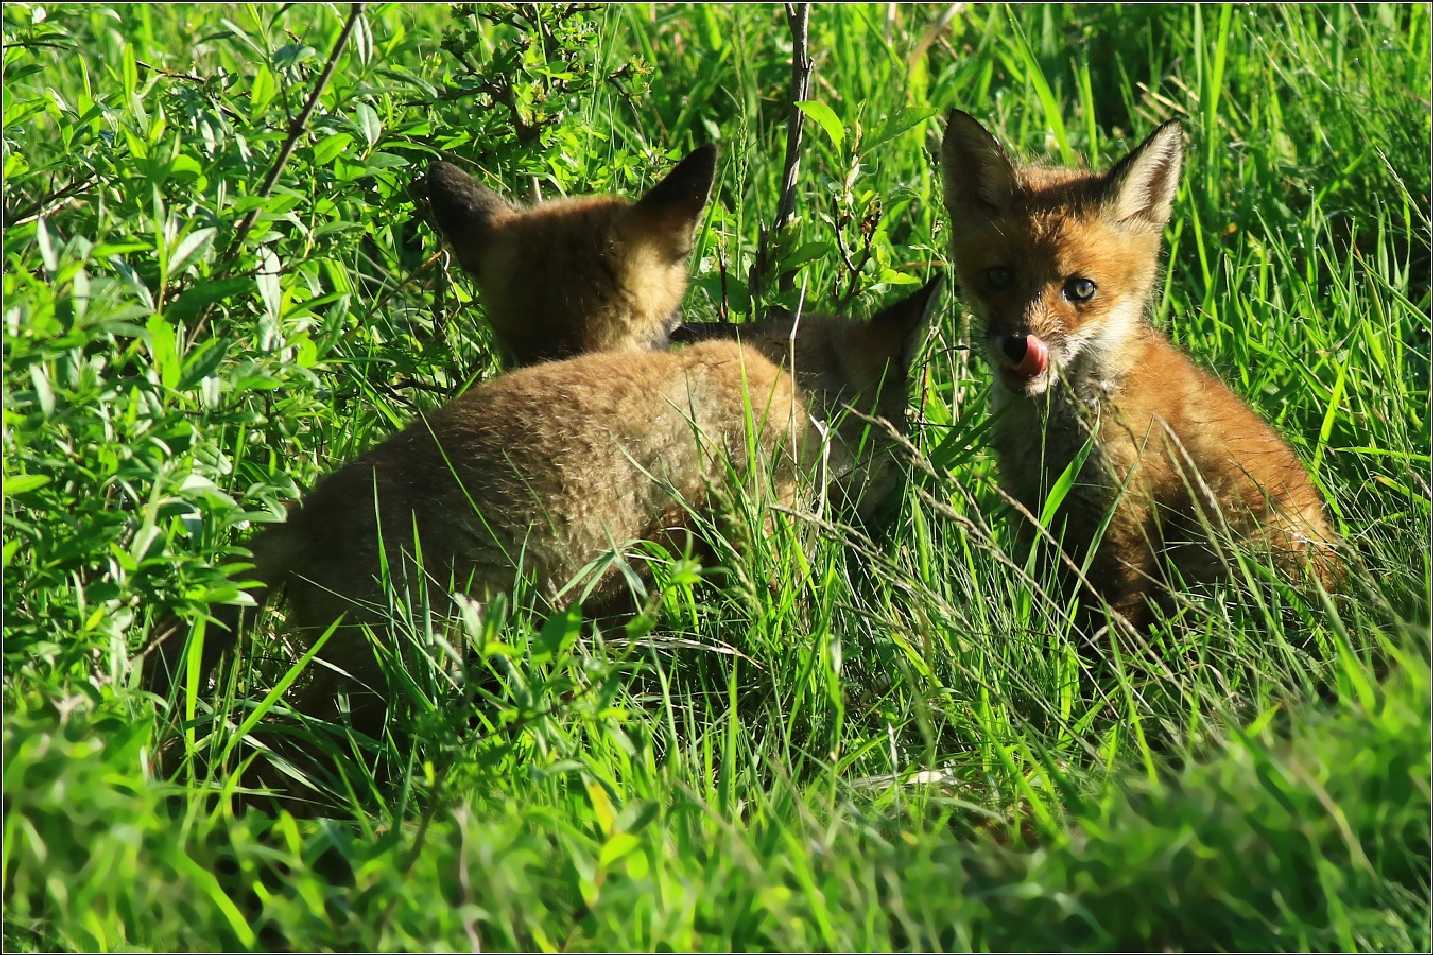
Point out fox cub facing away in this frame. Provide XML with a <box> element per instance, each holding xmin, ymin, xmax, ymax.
<box><xmin>154</xmin><ymin>280</ymin><xmax>939</xmax><ymax>734</ymax></box>
<box><xmin>940</xmin><ymin>110</ymin><xmax>1339</xmax><ymax>629</ymax></box>
<box><xmin>426</xmin><ymin>145</ymin><xmax>716</xmax><ymax>366</ymax></box>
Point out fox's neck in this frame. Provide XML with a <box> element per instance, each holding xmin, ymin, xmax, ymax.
<box><xmin>989</xmin><ymin>309</ymin><xmax>1158</xmax><ymax>516</ymax></box>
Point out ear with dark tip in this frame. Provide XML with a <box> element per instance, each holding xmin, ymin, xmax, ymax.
<box><xmin>425</xmin><ymin>160</ymin><xmax>512</xmax><ymax>246</ymax></box>
<box><xmin>1101</xmin><ymin>119</ymin><xmax>1184</xmax><ymax>230</ymax></box>
<box><xmin>872</xmin><ymin>275</ymin><xmax>944</xmax><ymax>371</ymax></box>
<box><xmin>941</xmin><ymin>110</ymin><xmax>1018</xmax><ymax>217</ymax></box>
<box><xmin>632</xmin><ymin>144</ymin><xmax>717</xmax><ymax>243</ymax></box>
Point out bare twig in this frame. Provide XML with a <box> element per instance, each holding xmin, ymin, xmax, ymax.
<box><xmin>910</xmin><ymin>3</ymin><xmax>966</xmax><ymax>63</ymax></box>
<box><xmin>188</xmin><ymin>3</ymin><xmax>364</xmax><ymax>347</ymax></box>
<box><xmin>749</xmin><ymin>2</ymin><xmax>812</xmax><ymax>302</ymax></box>
<box><xmin>135</xmin><ymin>58</ymin><xmax>207</xmax><ymax>83</ymax></box>
<box><xmin>716</xmin><ymin>240</ymin><xmax>731</xmax><ymax>324</ymax></box>
<box><xmin>3</xmin><ymin>172</ymin><xmax>98</xmax><ymax>228</ymax></box>
<box><xmin>134</xmin><ymin>59</ymin><xmax>245</xmax><ymax>123</ymax></box>
<box><xmin>224</xmin><ymin>4</ymin><xmax>364</xmax><ymax>261</ymax></box>
<box><xmin>771</xmin><ymin>3</ymin><xmax>812</xmax><ymax>240</ymax></box>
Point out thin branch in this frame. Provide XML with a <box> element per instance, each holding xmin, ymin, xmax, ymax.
<box><xmin>224</xmin><ymin>4</ymin><xmax>364</xmax><ymax>261</ymax></box>
<box><xmin>749</xmin><ymin>2</ymin><xmax>812</xmax><ymax>303</ymax></box>
<box><xmin>135</xmin><ymin>58</ymin><xmax>207</xmax><ymax>83</ymax></box>
<box><xmin>716</xmin><ymin>240</ymin><xmax>731</xmax><ymax>324</ymax></box>
<box><xmin>3</xmin><ymin>172</ymin><xmax>97</xmax><ymax>229</ymax></box>
<box><xmin>189</xmin><ymin>3</ymin><xmax>364</xmax><ymax>346</ymax></box>
<box><xmin>134</xmin><ymin>59</ymin><xmax>245</xmax><ymax>123</ymax></box>
<box><xmin>772</xmin><ymin>4</ymin><xmax>812</xmax><ymax>246</ymax></box>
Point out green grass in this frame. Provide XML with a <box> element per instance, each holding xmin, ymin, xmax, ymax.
<box><xmin>3</xmin><ymin>3</ymin><xmax>1429</xmax><ymax>951</ymax></box>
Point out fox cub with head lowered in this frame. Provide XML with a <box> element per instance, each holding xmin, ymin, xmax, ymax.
<box><xmin>940</xmin><ymin>111</ymin><xmax>1339</xmax><ymax>630</ymax></box>
<box><xmin>147</xmin><ymin>280</ymin><xmax>939</xmax><ymax>737</ymax></box>
<box><xmin>426</xmin><ymin>145</ymin><xmax>716</xmax><ymax>365</ymax></box>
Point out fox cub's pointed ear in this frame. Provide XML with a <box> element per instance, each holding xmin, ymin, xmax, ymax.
<box><xmin>632</xmin><ymin>144</ymin><xmax>717</xmax><ymax>252</ymax></box>
<box><xmin>426</xmin><ymin>160</ymin><xmax>512</xmax><ymax>249</ymax></box>
<box><xmin>941</xmin><ymin>111</ymin><xmax>1018</xmax><ymax>217</ymax></box>
<box><xmin>873</xmin><ymin>275</ymin><xmax>943</xmax><ymax>371</ymax></box>
<box><xmin>1102</xmin><ymin>120</ymin><xmax>1184</xmax><ymax>230</ymax></box>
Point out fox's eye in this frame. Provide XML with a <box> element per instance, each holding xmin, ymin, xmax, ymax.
<box><xmin>1064</xmin><ymin>277</ymin><xmax>1097</xmax><ymax>303</ymax></box>
<box><xmin>984</xmin><ymin>266</ymin><xmax>1013</xmax><ymax>291</ymax></box>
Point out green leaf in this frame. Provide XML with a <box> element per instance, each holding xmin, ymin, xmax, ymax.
<box><xmin>171</xmin><ymin>854</ymin><xmax>257</xmax><ymax>948</ymax></box>
<box><xmin>36</xmin><ymin>218</ymin><xmax>57</xmax><ymax>273</ymax></box>
<box><xmin>146</xmin><ymin>313</ymin><xmax>180</xmax><ymax>389</ymax></box>
<box><xmin>165</xmin><ymin>277</ymin><xmax>252</xmax><ymax>325</ymax></box>
<box><xmin>28</xmin><ymin>364</ymin><xmax>54</xmax><ymax>416</ymax></box>
<box><xmin>121</xmin><ymin>42</ymin><xmax>138</xmax><ymax>100</ymax></box>
<box><xmin>863</xmin><ymin>106</ymin><xmax>940</xmax><ymax>154</ymax></box>
<box><xmin>5</xmin><ymin>474</ymin><xmax>51</xmax><ymax>495</ymax></box>
<box><xmin>168</xmin><ymin>227</ymin><xmax>216</xmax><ymax>275</ymax></box>
<box><xmin>353</xmin><ymin>10</ymin><xmax>373</xmax><ymax>65</ymax></box>
<box><xmin>533</xmin><ymin>605</ymin><xmax>581</xmax><ymax>665</ymax></box>
<box><xmin>168</xmin><ymin>152</ymin><xmax>204</xmax><ymax>183</ymax></box>
<box><xmin>598</xmin><ymin>832</ymin><xmax>640</xmax><ymax>870</ymax></box>
<box><xmin>783</xmin><ymin>240</ymin><xmax>830</xmax><ymax>269</ymax></box>
<box><xmin>875</xmin><ymin>268</ymin><xmax>921</xmax><ymax>286</ymax></box>
<box><xmin>257</xmin><ymin>247</ymin><xmax>282</xmax><ymax>321</ymax></box>
<box><xmin>1038</xmin><ymin>436</ymin><xmax>1096</xmax><ymax>529</ymax></box>
<box><xmin>796</xmin><ymin>99</ymin><xmax>844</xmax><ymax>149</ymax></box>
<box><xmin>313</xmin><ymin>132</ymin><xmax>353</xmax><ymax>166</ymax></box>
<box><xmin>179</xmin><ymin>338</ymin><xmax>230</xmax><ymax>389</ymax></box>
<box><xmin>355</xmin><ymin>102</ymin><xmax>381</xmax><ymax>148</ymax></box>
<box><xmin>1312</xmin><ymin>351</ymin><xmax>1349</xmax><ymax>476</ymax></box>
<box><xmin>250</xmin><ymin>64</ymin><xmax>276</xmax><ymax>116</ymax></box>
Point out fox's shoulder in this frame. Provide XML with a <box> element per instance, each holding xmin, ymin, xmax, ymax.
<box><xmin>1120</xmin><ymin>330</ymin><xmax>1307</xmax><ymax>471</ymax></box>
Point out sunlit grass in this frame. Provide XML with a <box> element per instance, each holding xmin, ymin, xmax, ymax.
<box><xmin>2</xmin><ymin>3</ymin><xmax>1428</xmax><ymax>950</ymax></box>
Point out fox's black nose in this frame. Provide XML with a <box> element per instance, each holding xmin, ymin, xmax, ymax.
<box><xmin>1000</xmin><ymin>335</ymin><xmax>1028</xmax><ymax>363</ymax></box>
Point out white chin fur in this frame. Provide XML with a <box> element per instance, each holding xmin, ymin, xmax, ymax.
<box><xmin>1019</xmin><ymin>370</ymin><xmax>1053</xmax><ymax>397</ymax></box>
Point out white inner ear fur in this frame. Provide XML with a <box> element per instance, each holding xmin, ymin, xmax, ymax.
<box><xmin>1109</xmin><ymin>127</ymin><xmax>1184</xmax><ymax>225</ymax></box>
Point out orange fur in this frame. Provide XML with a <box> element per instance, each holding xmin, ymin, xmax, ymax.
<box><xmin>941</xmin><ymin>111</ymin><xmax>1340</xmax><ymax>629</ymax></box>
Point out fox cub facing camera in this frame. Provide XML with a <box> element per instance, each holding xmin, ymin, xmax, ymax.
<box><xmin>426</xmin><ymin>145</ymin><xmax>716</xmax><ymax>365</ymax></box>
<box><xmin>940</xmin><ymin>110</ymin><xmax>1339</xmax><ymax>629</ymax></box>
<box><xmin>150</xmin><ymin>280</ymin><xmax>939</xmax><ymax>736</ymax></box>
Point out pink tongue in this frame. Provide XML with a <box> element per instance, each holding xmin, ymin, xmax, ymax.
<box><xmin>1014</xmin><ymin>335</ymin><xmax>1049</xmax><ymax>378</ymax></box>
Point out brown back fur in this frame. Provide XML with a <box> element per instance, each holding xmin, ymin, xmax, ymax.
<box><xmin>154</xmin><ymin>280</ymin><xmax>936</xmax><ymax>741</ymax></box>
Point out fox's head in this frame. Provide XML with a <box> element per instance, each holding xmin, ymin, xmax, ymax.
<box><xmin>940</xmin><ymin>111</ymin><xmax>1184</xmax><ymax>398</ymax></box>
<box><xmin>426</xmin><ymin>145</ymin><xmax>717</xmax><ymax>365</ymax></box>
<box><xmin>673</xmin><ymin>278</ymin><xmax>941</xmax><ymax>519</ymax></box>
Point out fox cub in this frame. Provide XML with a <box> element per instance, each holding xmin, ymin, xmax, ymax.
<box><xmin>153</xmin><ymin>280</ymin><xmax>938</xmax><ymax>734</ymax></box>
<box><xmin>940</xmin><ymin>110</ymin><xmax>1339</xmax><ymax>629</ymax></box>
<box><xmin>671</xmin><ymin>288</ymin><xmax>940</xmax><ymax>520</ymax></box>
<box><xmin>426</xmin><ymin>145</ymin><xmax>716</xmax><ymax>365</ymax></box>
